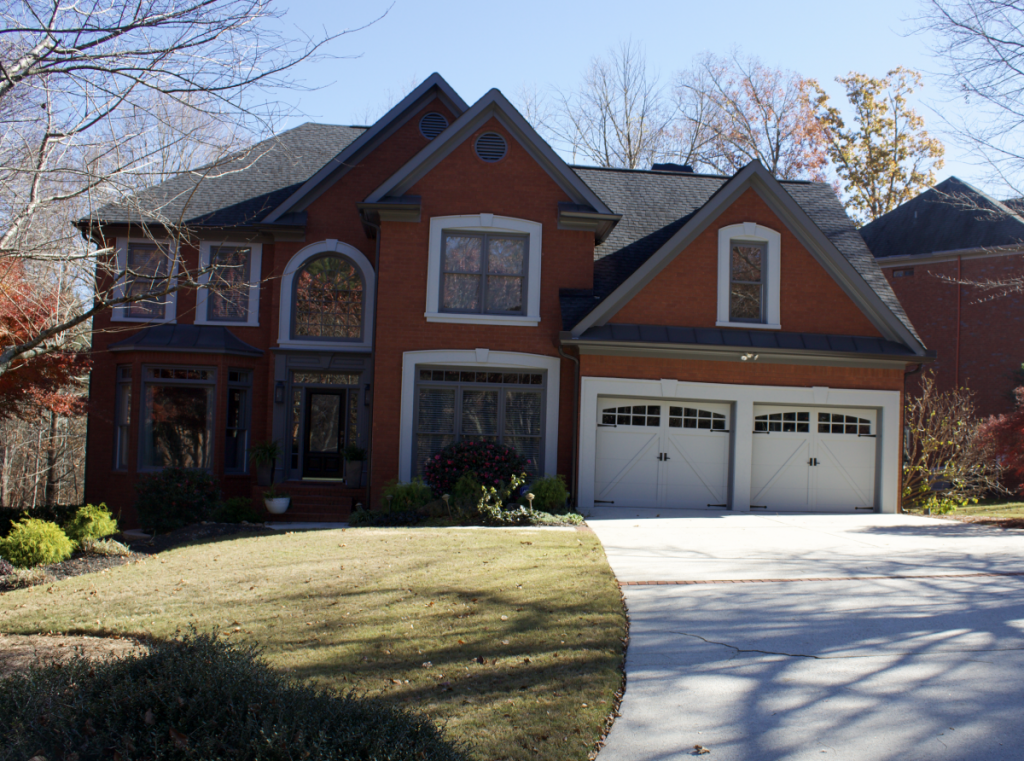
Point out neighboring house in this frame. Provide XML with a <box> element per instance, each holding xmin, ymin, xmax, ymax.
<box><xmin>862</xmin><ymin>177</ymin><xmax>1024</xmax><ymax>419</ymax></box>
<box><xmin>82</xmin><ymin>74</ymin><xmax>929</xmax><ymax>524</ymax></box>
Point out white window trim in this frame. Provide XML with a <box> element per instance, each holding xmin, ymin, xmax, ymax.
<box><xmin>399</xmin><ymin>349</ymin><xmax>560</xmax><ymax>482</ymax></box>
<box><xmin>111</xmin><ymin>237</ymin><xmax>179</xmax><ymax>323</ymax></box>
<box><xmin>195</xmin><ymin>241</ymin><xmax>263</xmax><ymax>327</ymax></box>
<box><xmin>277</xmin><ymin>239</ymin><xmax>375</xmax><ymax>351</ymax></box>
<box><xmin>717</xmin><ymin>222</ymin><xmax>781</xmax><ymax>330</ymax></box>
<box><xmin>425</xmin><ymin>214</ymin><xmax>542</xmax><ymax>326</ymax></box>
<box><xmin>576</xmin><ymin>376</ymin><xmax>901</xmax><ymax>513</ymax></box>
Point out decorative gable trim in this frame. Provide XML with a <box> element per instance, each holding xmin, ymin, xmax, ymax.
<box><xmin>363</xmin><ymin>89</ymin><xmax>616</xmax><ymax>223</ymax></box>
<box><xmin>262</xmin><ymin>73</ymin><xmax>468</xmax><ymax>224</ymax></box>
<box><xmin>570</xmin><ymin>161</ymin><xmax>927</xmax><ymax>355</ymax></box>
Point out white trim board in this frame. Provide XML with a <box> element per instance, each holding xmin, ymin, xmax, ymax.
<box><xmin>716</xmin><ymin>222</ymin><xmax>781</xmax><ymax>329</ymax></box>
<box><xmin>111</xmin><ymin>237</ymin><xmax>179</xmax><ymax>323</ymax></box>
<box><xmin>195</xmin><ymin>241</ymin><xmax>263</xmax><ymax>327</ymax></box>
<box><xmin>576</xmin><ymin>376</ymin><xmax>901</xmax><ymax>514</ymax></box>
<box><xmin>398</xmin><ymin>349</ymin><xmax>561</xmax><ymax>482</ymax></box>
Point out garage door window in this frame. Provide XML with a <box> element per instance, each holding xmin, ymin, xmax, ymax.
<box><xmin>754</xmin><ymin>411</ymin><xmax>810</xmax><ymax>433</ymax></box>
<box><xmin>819</xmin><ymin>412</ymin><xmax>871</xmax><ymax>435</ymax></box>
<box><xmin>671</xmin><ymin>406</ymin><xmax>727</xmax><ymax>430</ymax></box>
<box><xmin>602</xmin><ymin>404</ymin><xmax>661</xmax><ymax>426</ymax></box>
<box><xmin>415</xmin><ymin>368</ymin><xmax>545</xmax><ymax>476</ymax></box>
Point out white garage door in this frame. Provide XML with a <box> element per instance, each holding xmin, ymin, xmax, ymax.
<box><xmin>594</xmin><ymin>398</ymin><xmax>730</xmax><ymax>509</ymax></box>
<box><xmin>750</xmin><ymin>406</ymin><xmax>877</xmax><ymax>512</ymax></box>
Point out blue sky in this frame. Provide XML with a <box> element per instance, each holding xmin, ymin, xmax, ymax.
<box><xmin>271</xmin><ymin>0</ymin><xmax>990</xmax><ymax>193</ymax></box>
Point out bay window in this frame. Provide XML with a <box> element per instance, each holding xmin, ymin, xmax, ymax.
<box><xmin>140</xmin><ymin>367</ymin><xmax>215</xmax><ymax>470</ymax></box>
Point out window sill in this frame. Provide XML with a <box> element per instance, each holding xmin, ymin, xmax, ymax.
<box><xmin>274</xmin><ymin>340</ymin><xmax>372</xmax><ymax>352</ymax></box>
<box><xmin>195</xmin><ymin>318</ymin><xmax>259</xmax><ymax>328</ymax></box>
<box><xmin>716</xmin><ymin>321</ymin><xmax>781</xmax><ymax>331</ymax></box>
<box><xmin>424</xmin><ymin>312</ymin><xmax>541</xmax><ymax>327</ymax></box>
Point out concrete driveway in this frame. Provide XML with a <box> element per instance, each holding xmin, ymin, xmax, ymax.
<box><xmin>587</xmin><ymin>508</ymin><xmax>1024</xmax><ymax>761</ymax></box>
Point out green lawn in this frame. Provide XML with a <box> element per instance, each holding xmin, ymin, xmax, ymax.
<box><xmin>0</xmin><ymin>526</ymin><xmax>627</xmax><ymax>761</ymax></box>
<box><xmin>934</xmin><ymin>501</ymin><xmax>1024</xmax><ymax>529</ymax></box>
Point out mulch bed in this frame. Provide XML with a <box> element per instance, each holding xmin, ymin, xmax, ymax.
<box><xmin>0</xmin><ymin>522</ymin><xmax>274</xmax><ymax>593</ymax></box>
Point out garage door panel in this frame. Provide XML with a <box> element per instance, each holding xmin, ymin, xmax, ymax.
<box><xmin>751</xmin><ymin>437</ymin><xmax>811</xmax><ymax>509</ymax></box>
<box><xmin>815</xmin><ymin>438</ymin><xmax>875</xmax><ymax>509</ymax></box>
<box><xmin>595</xmin><ymin>430</ymin><xmax>660</xmax><ymax>507</ymax></box>
<box><xmin>665</xmin><ymin>432</ymin><xmax>729</xmax><ymax>506</ymax></box>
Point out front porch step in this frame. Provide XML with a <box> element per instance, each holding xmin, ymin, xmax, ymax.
<box><xmin>252</xmin><ymin>483</ymin><xmax>366</xmax><ymax>522</ymax></box>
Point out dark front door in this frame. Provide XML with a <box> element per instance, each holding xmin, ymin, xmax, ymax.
<box><xmin>303</xmin><ymin>390</ymin><xmax>345</xmax><ymax>479</ymax></box>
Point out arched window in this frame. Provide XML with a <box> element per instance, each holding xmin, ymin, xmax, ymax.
<box><xmin>291</xmin><ymin>255</ymin><xmax>364</xmax><ymax>340</ymax></box>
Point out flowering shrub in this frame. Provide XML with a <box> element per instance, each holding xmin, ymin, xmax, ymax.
<box><xmin>422</xmin><ymin>440</ymin><xmax>528</xmax><ymax>496</ymax></box>
<box><xmin>135</xmin><ymin>467</ymin><xmax>219</xmax><ymax>533</ymax></box>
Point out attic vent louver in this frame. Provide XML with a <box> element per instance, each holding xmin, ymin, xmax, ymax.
<box><xmin>475</xmin><ymin>132</ymin><xmax>507</xmax><ymax>162</ymax></box>
<box><xmin>419</xmin><ymin>112</ymin><xmax>448</xmax><ymax>140</ymax></box>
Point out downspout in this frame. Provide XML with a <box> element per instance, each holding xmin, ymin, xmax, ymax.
<box><xmin>556</xmin><ymin>342</ymin><xmax>580</xmax><ymax>508</ymax></box>
<box><xmin>955</xmin><ymin>255</ymin><xmax>962</xmax><ymax>388</ymax></box>
<box><xmin>364</xmin><ymin>217</ymin><xmax>382</xmax><ymax>511</ymax></box>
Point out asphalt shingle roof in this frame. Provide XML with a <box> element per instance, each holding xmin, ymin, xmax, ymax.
<box><xmin>860</xmin><ymin>177</ymin><xmax>1024</xmax><ymax>259</ymax></box>
<box><xmin>95</xmin><ymin>123</ymin><xmax>366</xmax><ymax>227</ymax></box>
<box><xmin>566</xmin><ymin>166</ymin><xmax>920</xmax><ymax>344</ymax></box>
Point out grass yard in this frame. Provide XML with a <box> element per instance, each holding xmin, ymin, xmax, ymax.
<box><xmin>932</xmin><ymin>500</ymin><xmax>1024</xmax><ymax>529</ymax></box>
<box><xmin>0</xmin><ymin>526</ymin><xmax>627</xmax><ymax>761</ymax></box>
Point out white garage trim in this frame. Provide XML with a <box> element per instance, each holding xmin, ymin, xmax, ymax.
<box><xmin>577</xmin><ymin>377</ymin><xmax>901</xmax><ymax>513</ymax></box>
<box><xmin>398</xmin><ymin>349</ymin><xmax>560</xmax><ymax>482</ymax></box>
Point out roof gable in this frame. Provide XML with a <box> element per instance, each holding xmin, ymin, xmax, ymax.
<box><xmin>363</xmin><ymin>89</ymin><xmax>614</xmax><ymax>216</ymax></box>
<box><xmin>861</xmin><ymin>176</ymin><xmax>1024</xmax><ymax>259</ymax></box>
<box><xmin>262</xmin><ymin>73</ymin><xmax>469</xmax><ymax>223</ymax></box>
<box><xmin>570</xmin><ymin>161</ymin><xmax>926</xmax><ymax>354</ymax></box>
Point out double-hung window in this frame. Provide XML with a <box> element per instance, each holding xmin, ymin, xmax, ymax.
<box><xmin>198</xmin><ymin>242</ymin><xmax>262</xmax><ymax>326</ymax></box>
<box><xmin>224</xmin><ymin>369</ymin><xmax>252</xmax><ymax>473</ymax></box>
<box><xmin>414</xmin><ymin>368</ymin><xmax>544</xmax><ymax>477</ymax></box>
<box><xmin>729</xmin><ymin>241</ymin><xmax>766</xmax><ymax>322</ymax></box>
<box><xmin>441</xmin><ymin>231</ymin><xmax>527</xmax><ymax>315</ymax></box>
<box><xmin>114</xmin><ymin>367</ymin><xmax>132</xmax><ymax>470</ymax></box>
<box><xmin>120</xmin><ymin>240</ymin><xmax>175</xmax><ymax>321</ymax></box>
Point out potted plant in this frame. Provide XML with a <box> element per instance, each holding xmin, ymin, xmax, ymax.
<box><xmin>263</xmin><ymin>484</ymin><xmax>290</xmax><ymax>514</ymax></box>
<box><xmin>249</xmin><ymin>440</ymin><xmax>282</xmax><ymax>487</ymax></box>
<box><xmin>344</xmin><ymin>443</ymin><xmax>367</xmax><ymax>487</ymax></box>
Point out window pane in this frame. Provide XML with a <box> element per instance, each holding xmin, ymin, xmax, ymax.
<box><xmin>729</xmin><ymin>283</ymin><xmax>763</xmax><ymax>321</ymax></box>
<box><xmin>291</xmin><ymin>388</ymin><xmax>302</xmax><ymax>470</ymax></box>
<box><xmin>487</xmin><ymin>237</ymin><xmax>525</xmax><ymax>275</ymax></box>
<box><xmin>461</xmin><ymin>389</ymin><xmax>499</xmax><ymax>436</ymax></box>
<box><xmin>416</xmin><ymin>434</ymin><xmax>455</xmax><ymax>476</ymax></box>
<box><xmin>443</xmin><ymin>235</ymin><xmax>482</xmax><ymax>273</ymax></box>
<box><xmin>418</xmin><ymin>388</ymin><xmax>455</xmax><ymax>434</ymax></box>
<box><xmin>731</xmin><ymin>243</ymin><xmax>763</xmax><ymax>282</ymax></box>
<box><xmin>308</xmin><ymin>393</ymin><xmax>341</xmax><ymax>454</ymax></box>
<box><xmin>293</xmin><ymin>256</ymin><xmax>363</xmax><ymax>339</ymax></box>
<box><xmin>506</xmin><ymin>436</ymin><xmax>541</xmax><ymax>476</ymax></box>
<box><xmin>505</xmin><ymin>391</ymin><xmax>542</xmax><ymax>436</ymax></box>
<box><xmin>126</xmin><ymin>242</ymin><xmax>170</xmax><ymax>318</ymax></box>
<box><xmin>486</xmin><ymin>276</ymin><xmax>523</xmax><ymax>312</ymax></box>
<box><xmin>142</xmin><ymin>384</ymin><xmax>212</xmax><ymax>468</ymax></box>
<box><xmin>224</xmin><ymin>388</ymin><xmax>247</xmax><ymax>471</ymax></box>
<box><xmin>208</xmin><ymin>246</ymin><xmax>252</xmax><ymax>322</ymax></box>
<box><xmin>442</xmin><ymin>273</ymin><xmax>481</xmax><ymax>310</ymax></box>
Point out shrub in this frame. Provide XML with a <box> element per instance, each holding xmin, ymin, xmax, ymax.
<box><xmin>135</xmin><ymin>467</ymin><xmax>220</xmax><ymax>533</ymax></box>
<box><xmin>0</xmin><ymin>631</ymin><xmax>468</xmax><ymax>761</ymax></box>
<box><xmin>450</xmin><ymin>472</ymin><xmax>483</xmax><ymax>515</ymax></box>
<box><xmin>0</xmin><ymin>518</ymin><xmax>75</xmax><ymax>568</ymax></box>
<box><xmin>905</xmin><ymin>372</ymin><xmax>1005</xmax><ymax>511</ymax></box>
<box><xmin>213</xmin><ymin>496</ymin><xmax>263</xmax><ymax>524</ymax></box>
<box><xmin>422</xmin><ymin>440</ymin><xmax>528</xmax><ymax>496</ymax></box>
<box><xmin>63</xmin><ymin>503</ymin><xmax>118</xmax><ymax>547</ymax></box>
<box><xmin>1</xmin><ymin>566</ymin><xmax>50</xmax><ymax>589</ymax></box>
<box><xmin>528</xmin><ymin>475</ymin><xmax>570</xmax><ymax>513</ymax></box>
<box><xmin>0</xmin><ymin>504</ymin><xmax>83</xmax><ymax>536</ymax></box>
<box><xmin>82</xmin><ymin>538</ymin><xmax>132</xmax><ymax>557</ymax></box>
<box><xmin>349</xmin><ymin>507</ymin><xmax>424</xmax><ymax>527</ymax></box>
<box><xmin>0</xmin><ymin>557</ymin><xmax>12</xmax><ymax>576</ymax></box>
<box><xmin>380</xmin><ymin>478</ymin><xmax>434</xmax><ymax>511</ymax></box>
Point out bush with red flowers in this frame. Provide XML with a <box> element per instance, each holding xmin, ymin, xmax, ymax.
<box><xmin>422</xmin><ymin>440</ymin><xmax>528</xmax><ymax>496</ymax></box>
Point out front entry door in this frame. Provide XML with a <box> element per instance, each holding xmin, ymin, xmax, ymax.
<box><xmin>303</xmin><ymin>390</ymin><xmax>346</xmax><ymax>479</ymax></box>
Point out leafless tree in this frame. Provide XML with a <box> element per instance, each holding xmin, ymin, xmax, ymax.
<box><xmin>0</xmin><ymin>0</ymin><xmax>376</xmax><ymax>380</ymax></box>
<box><xmin>919</xmin><ymin>0</ymin><xmax>1024</xmax><ymax>196</ymax></box>
<box><xmin>542</xmin><ymin>40</ymin><xmax>673</xmax><ymax>169</ymax></box>
<box><xmin>671</xmin><ymin>52</ymin><xmax>829</xmax><ymax>180</ymax></box>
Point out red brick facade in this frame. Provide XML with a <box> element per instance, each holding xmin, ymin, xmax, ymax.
<box><xmin>883</xmin><ymin>253</ymin><xmax>1024</xmax><ymax>418</ymax></box>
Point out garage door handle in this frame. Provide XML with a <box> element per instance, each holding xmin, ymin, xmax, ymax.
<box><xmin>807</xmin><ymin>458</ymin><xmax>820</xmax><ymax>466</ymax></box>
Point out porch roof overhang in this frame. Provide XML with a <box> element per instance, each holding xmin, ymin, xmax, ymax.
<box><xmin>560</xmin><ymin>324</ymin><xmax>935</xmax><ymax>370</ymax></box>
<box><xmin>109</xmin><ymin>324</ymin><xmax>264</xmax><ymax>357</ymax></box>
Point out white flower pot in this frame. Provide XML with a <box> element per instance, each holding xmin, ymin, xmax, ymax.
<box><xmin>264</xmin><ymin>496</ymin><xmax>290</xmax><ymax>514</ymax></box>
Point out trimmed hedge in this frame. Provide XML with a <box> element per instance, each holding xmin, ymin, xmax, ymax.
<box><xmin>0</xmin><ymin>518</ymin><xmax>74</xmax><ymax>568</ymax></box>
<box><xmin>135</xmin><ymin>467</ymin><xmax>220</xmax><ymax>533</ymax></box>
<box><xmin>0</xmin><ymin>631</ymin><xmax>468</xmax><ymax>761</ymax></box>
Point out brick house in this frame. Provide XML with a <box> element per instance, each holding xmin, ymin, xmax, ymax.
<box><xmin>862</xmin><ymin>177</ymin><xmax>1024</xmax><ymax>418</ymax></box>
<box><xmin>83</xmin><ymin>74</ymin><xmax>929</xmax><ymax>524</ymax></box>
